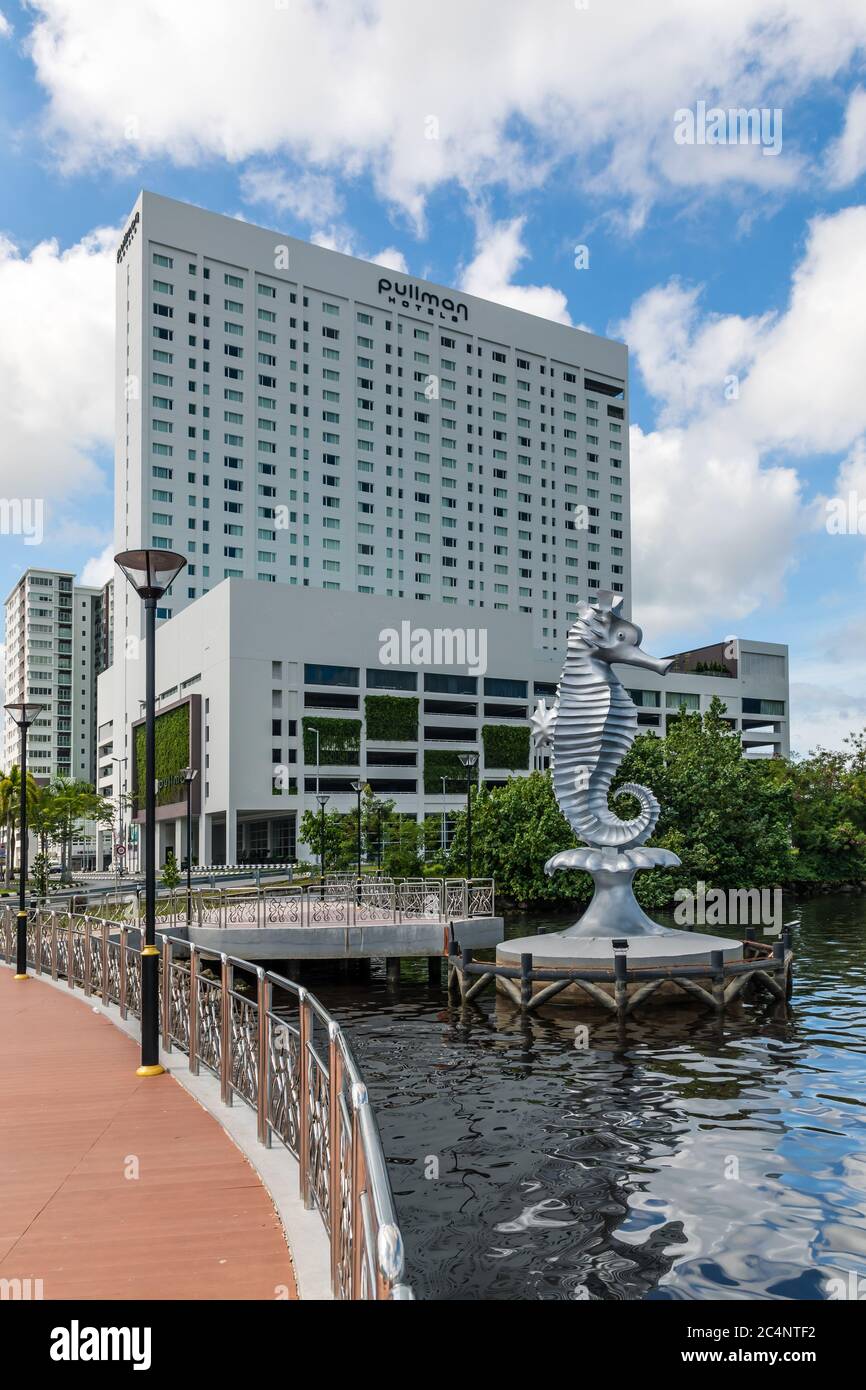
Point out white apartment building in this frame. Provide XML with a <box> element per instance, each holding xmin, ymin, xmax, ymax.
<box><xmin>96</xmin><ymin>582</ymin><xmax>788</xmax><ymax>868</ymax></box>
<box><xmin>113</xmin><ymin>191</ymin><xmax>630</xmax><ymax>656</ymax></box>
<box><xmin>3</xmin><ymin>568</ymin><xmax>108</xmax><ymax>785</ymax></box>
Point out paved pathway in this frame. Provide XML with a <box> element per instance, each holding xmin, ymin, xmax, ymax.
<box><xmin>0</xmin><ymin>967</ymin><xmax>297</xmax><ymax>1300</ymax></box>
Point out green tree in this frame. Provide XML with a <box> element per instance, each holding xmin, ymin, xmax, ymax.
<box><xmin>612</xmin><ymin>697</ymin><xmax>793</xmax><ymax>907</ymax></box>
<box><xmin>383</xmin><ymin>815</ymin><xmax>423</xmax><ymax>878</ymax></box>
<box><xmin>46</xmin><ymin>778</ymin><xmax>115</xmax><ymax>884</ymax></box>
<box><xmin>300</xmin><ymin>805</ymin><xmax>350</xmax><ymax>873</ymax></box>
<box><xmin>446</xmin><ymin>770</ymin><xmax>586</xmax><ymax>903</ymax></box>
<box><xmin>760</xmin><ymin>731</ymin><xmax>866</xmax><ymax>885</ymax></box>
<box><xmin>0</xmin><ymin>764</ymin><xmax>41</xmax><ymax>887</ymax></box>
<box><xmin>161</xmin><ymin>849</ymin><xmax>181</xmax><ymax>890</ymax></box>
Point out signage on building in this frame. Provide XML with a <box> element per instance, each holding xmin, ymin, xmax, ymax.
<box><xmin>117</xmin><ymin>211</ymin><xmax>140</xmax><ymax>264</ymax></box>
<box><xmin>377</xmin><ymin>275</ymin><xmax>469</xmax><ymax>322</ymax></box>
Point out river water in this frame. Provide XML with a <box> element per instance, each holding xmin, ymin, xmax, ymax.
<box><xmin>308</xmin><ymin>893</ymin><xmax>866</xmax><ymax>1301</ymax></box>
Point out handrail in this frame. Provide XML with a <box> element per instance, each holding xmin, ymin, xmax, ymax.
<box><xmin>191</xmin><ymin>877</ymin><xmax>495</xmax><ymax>929</ymax></box>
<box><xmin>51</xmin><ymin>875</ymin><xmax>496</xmax><ymax>930</ymax></box>
<box><xmin>0</xmin><ymin>905</ymin><xmax>413</xmax><ymax>1302</ymax></box>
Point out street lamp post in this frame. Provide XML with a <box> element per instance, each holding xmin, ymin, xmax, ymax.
<box><xmin>115</xmin><ymin>548</ymin><xmax>186</xmax><ymax>1077</ymax></box>
<box><xmin>4</xmin><ymin>701</ymin><xmax>44</xmax><ymax>979</ymax></box>
<box><xmin>315</xmin><ymin>792</ymin><xmax>329</xmax><ymax>896</ymax></box>
<box><xmin>441</xmin><ymin>776</ymin><xmax>448</xmax><ymax>856</ymax></box>
<box><xmin>113</xmin><ymin>754</ymin><xmax>127</xmax><ymax>876</ymax></box>
<box><xmin>350</xmin><ymin>779</ymin><xmax>363</xmax><ymax>891</ymax></box>
<box><xmin>458</xmin><ymin>752</ymin><xmax>479</xmax><ymax>882</ymax></box>
<box><xmin>181</xmin><ymin>766</ymin><xmax>198</xmax><ymax>926</ymax></box>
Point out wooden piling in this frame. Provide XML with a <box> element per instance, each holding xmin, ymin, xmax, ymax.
<box><xmin>520</xmin><ymin>953</ymin><xmax>533</xmax><ymax>1008</ymax></box>
<box><xmin>711</xmin><ymin>950</ymin><xmax>725</xmax><ymax>1011</ymax></box>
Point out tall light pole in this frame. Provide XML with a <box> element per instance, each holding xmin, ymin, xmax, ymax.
<box><xmin>4</xmin><ymin>701</ymin><xmax>44</xmax><ymax>980</ymax></box>
<box><xmin>350</xmin><ymin>779</ymin><xmax>363</xmax><ymax>887</ymax></box>
<box><xmin>458</xmin><ymin>752</ymin><xmax>479</xmax><ymax>882</ymax></box>
<box><xmin>115</xmin><ymin>548</ymin><xmax>186</xmax><ymax>1077</ymax></box>
<box><xmin>181</xmin><ymin>766</ymin><xmax>198</xmax><ymax>926</ymax></box>
<box><xmin>315</xmin><ymin>791</ymin><xmax>329</xmax><ymax>896</ymax></box>
<box><xmin>113</xmin><ymin>754</ymin><xmax>127</xmax><ymax>876</ymax></box>
<box><xmin>440</xmin><ymin>776</ymin><xmax>448</xmax><ymax>856</ymax></box>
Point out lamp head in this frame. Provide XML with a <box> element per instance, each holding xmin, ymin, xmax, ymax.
<box><xmin>4</xmin><ymin>700</ymin><xmax>44</xmax><ymax>728</ymax></box>
<box><xmin>115</xmin><ymin>548</ymin><xmax>186</xmax><ymax>600</ymax></box>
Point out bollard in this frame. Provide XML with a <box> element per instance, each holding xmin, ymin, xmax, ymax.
<box><xmin>520</xmin><ymin>953</ymin><xmax>533</xmax><ymax>1008</ymax></box>
<box><xmin>711</xmin><ymin>949</ymin><xmax>725</xmax><ymax>1011</ymax></box>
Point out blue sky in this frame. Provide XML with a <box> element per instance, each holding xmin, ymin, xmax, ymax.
<box><xmin>1</xmin><ymin>0</ymin><xmax>865</xmax><ymax>754</ymax></box>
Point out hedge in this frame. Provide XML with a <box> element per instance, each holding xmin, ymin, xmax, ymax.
<box><xmin>481</xmin><ymin>723</ymin><xmax>530</xmax><ymax>770</ymax></box>
<box><xmin>134</xmin><ymin>702</ymin><xmax>190</xmax><ymax>809</ymax></box>
<box><xmin>302</xmin><ymin>716</ymin><xmax>362</xmax><ymax>765</ymax></box>
<box><xmin>364</xmin><ymin>694</ymin><xmax>418</xmax><ymax>741</ymax></box>
<box><xmin>424</xmin><ymin>749</ymin><xmax>478</xmax><ymax>794</ymax></box>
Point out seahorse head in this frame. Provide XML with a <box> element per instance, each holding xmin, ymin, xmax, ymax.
<box><xmin>573</xmin><ymin>591</ymin><xmax>673</xmax><ymax>676</ymax></box>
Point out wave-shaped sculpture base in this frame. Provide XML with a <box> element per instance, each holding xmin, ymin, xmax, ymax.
<box><xmin>544</xmin><ymin>845</ymin><xmax>682</xmax><ymax>938</ymax></box>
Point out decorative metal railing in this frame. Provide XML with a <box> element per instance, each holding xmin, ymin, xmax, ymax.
<box><xmin>192</xmin><ymin>877</ymin><xmax>495</xmax><ymax>930</ymax></box>
<box><xmin>63</xmin><ymin>876</ymin><xmax>496</xmax><ymax>932</ymax></box>
<box><xmin>1</xmin><ymin>907</ymin><xmax>413</xmax><ymax>1302</ymax></box>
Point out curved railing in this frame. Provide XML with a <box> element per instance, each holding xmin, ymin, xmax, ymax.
<box><xmin>74</xmin><ymin>876</ymin><xmax>495</xmax><ymax>931</ymax></box>
<box><xmin>195</xmin><ymin>877</ymin><xmax>495</xmax><ymax>929</ymax></box>
<box><xmin>0</xmin><ymin>906</ymin><xmax>413</xmax><ymax>1302</ymax></box>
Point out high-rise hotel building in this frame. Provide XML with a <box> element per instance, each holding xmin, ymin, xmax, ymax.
<box><xmin>112</xmin><ymin>192</ymin><xmax>630</xmax><ymax>643</ymax></box>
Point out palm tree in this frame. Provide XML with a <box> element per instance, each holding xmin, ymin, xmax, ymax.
<box><xmin>0</xmin><ymin>765</ymin><xmax>40</xmax><ymax>888</ymax></box>
<box><xmin>48</xmin><ymin>778</ymin><xmax>115</xmax><ymax>883</ymax></box>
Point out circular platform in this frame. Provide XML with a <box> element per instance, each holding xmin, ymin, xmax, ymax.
<box><xmin>498</xmin><ymin>929</ymin><xmax>742</xmax><ymax>970</ymax></box>
<box><xmin>496</xmin><ymin>930</ymin><xmax>744</xmax><ymax>1009</ymax></box>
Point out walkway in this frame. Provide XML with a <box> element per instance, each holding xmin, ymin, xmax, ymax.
<box><xmin>0</xmin><ymin>968</ymin><xmax>297</xmax><ymax>1300</ymax></box>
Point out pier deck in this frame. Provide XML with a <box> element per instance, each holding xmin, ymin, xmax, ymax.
<box><xmin>0</xmin><ymin>968</ymin><xmax>297</xmax><ymax>1300</ymax></box>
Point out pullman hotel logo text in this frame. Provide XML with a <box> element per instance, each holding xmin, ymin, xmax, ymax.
<box><xmin>378</xmin><ymin>276</ymin><xmax>468</xmax><ymax>322</ymax></box>
<box><xmin>117</xmin><ymin>211</ymin><xmax>140</xmax><ymax>264</ymax></box>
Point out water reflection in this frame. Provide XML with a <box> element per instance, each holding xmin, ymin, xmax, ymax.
<box><xmin>305</xmin><ymin>894</ymin><xmax>866</xmax><ymax>1301</ymax></box>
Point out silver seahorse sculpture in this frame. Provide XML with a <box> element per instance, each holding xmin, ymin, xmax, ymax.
<box><xmin>531</xmin><ymin>590</ymin><xmax>682</xmax><ymax>937</ymax></box>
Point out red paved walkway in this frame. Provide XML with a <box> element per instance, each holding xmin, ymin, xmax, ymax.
<box><xmin>0</xmin><ymin>967</ymin><xmax>297</xmax><ymax>1300</ymax></box>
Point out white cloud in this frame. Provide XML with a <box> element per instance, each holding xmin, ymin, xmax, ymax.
<box><xmin>459</xmin><ymin>215</ymin><xmax>572</xmax><ymax>324</ymax></box>
<box><xmin>0</xmin><ymin>12</ymin><xmax>11</xmax><ymax>39</ymax></box>
<box><xmin>0</xmin><ymin>227</ymin><xmax>115</xmax><ymax>507</ymax></box>
<box><xmin>309</xmin><ymin>227</ymin><xmax>407</xmax><ymax>272</ymax></box>
<box><xmin>239</xmin><ymin>167</ymin><xmax>343</xmax><ymax>224</ymax></box>
<box><xmin>788</xmin><ymin>680</ymin><xmax>866</xmax><ymax>758</ymax></box>
<box><xmin>827</xmin><ymin>87</ymin><xmax>866</xmax><ymax>187</ymax></box>
<box><xmin>619</xmin><ymin>205</ymin><xmax>866</xmax><ymax>642</ymax></box>
<box><xmin>79</xmin><ymin>541</ymin><xmax>115</xmax><ymax>589</ymax></box>
<box><xmin>23</xmin><ymin>0</ymin><xmax>866</xmax><ymax>224</ymax></box>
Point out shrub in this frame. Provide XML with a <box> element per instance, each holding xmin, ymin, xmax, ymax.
<box><xmin>364</xmin><ymin>694</ymin><xmax>418</xmax><ymax>741</ymax></box>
